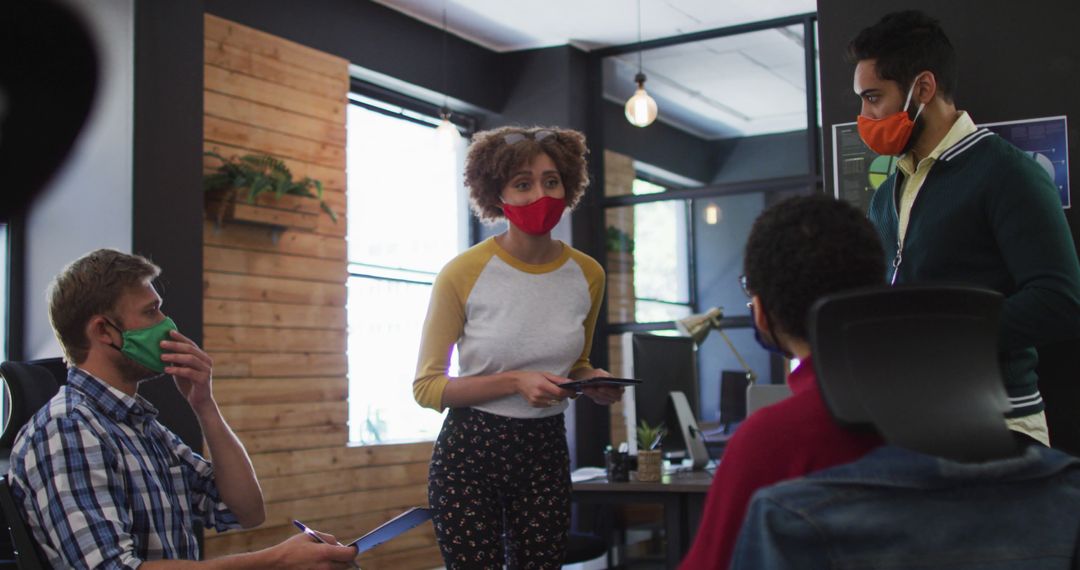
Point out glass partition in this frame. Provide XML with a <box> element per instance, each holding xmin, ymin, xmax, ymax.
<box><xmin>592</xmin><ymin>15</ymin><xmax>820</xmax><ymax>422</ymax></box>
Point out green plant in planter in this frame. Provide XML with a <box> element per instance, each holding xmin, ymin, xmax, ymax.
<box><xmin>636</xmin><ymin>419</ymin><xmax>666</xmax><ymax>451</ymax></box>
<box><xmin>606</xmin><ymin>225</ymin><xmax>635</xmax><ymax>254</ymax></box>
<box><xmin>203</xmin><ymin>151</ymin><xmax>337</xmax><ymax>223</ymax></box>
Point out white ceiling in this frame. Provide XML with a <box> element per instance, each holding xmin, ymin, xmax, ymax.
<box><xmin>604</xmin><ymin>24</ymin><xmax>811</xmax><ymax>138</ymax></box>
<box><xmin>374</xmin><ymin>0</ymin><xmax>816</xmax><ymax>52</ymax></box>
<box><xmin>374</xmin><ymin>0</ymin><xmax>818</xmax><ymax>139</ymax></box>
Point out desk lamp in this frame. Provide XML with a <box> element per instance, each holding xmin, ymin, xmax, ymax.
<box><xmin>676</xmin><ymin>307</ymin><xmax>757</xmax><ymax>383</ymax></box>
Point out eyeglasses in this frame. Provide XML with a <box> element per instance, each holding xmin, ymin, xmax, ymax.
<box><xmin>502</xmin><ymin>129</ymin><xmax>557</xmax><ymax>145</ymax></box>
<box><xmin>739</xmin><ymin>275</ymin><xmax>754</xmax><ymax>311</ymax></box>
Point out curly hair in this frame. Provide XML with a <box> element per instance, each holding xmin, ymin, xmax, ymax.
<box><xmin>847</xmin><ymin>10</ymin><xmax>957</xmax><ymax>101</ymax></box>
<box><xmin>464</xmin><ymin>126</ymin><xmax>589</xmax><ymax>223</ymax></box>
<box><xmin>743</xmin><ymin>195</ymin><xmax>885</xmax><ymax>341</ymax></box>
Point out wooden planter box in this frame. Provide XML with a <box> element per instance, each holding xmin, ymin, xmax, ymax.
<box><xmin>207</xmin><ymin>189</ymin><xmax>320</xmax><ymax>232</ymax></box>
<box><xmin>635</xmin><ymin>449</ymin><xmax>662</xmax><ymax>482</ymax></box>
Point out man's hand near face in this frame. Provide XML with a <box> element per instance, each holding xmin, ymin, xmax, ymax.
<box><xmin>161</xmin><ymin>329</ymin><xmax>216</xmax><ymax>413</ymax></box>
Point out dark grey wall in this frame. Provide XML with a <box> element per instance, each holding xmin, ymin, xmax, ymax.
<box><xmin>602</xmin><ymin>102</ymin><xmax>716</xmax><ymax>183</ymax></box>
<box><xmin>602</xmin><ymin>115</ymin><xmax>811</xmax><ymax>187</ymax></box>
<box><xmin>492</xmin><ymin>46</ymin><xmax>590</xmax><ymax>130</ymax></box>
<box><xmin>132</xmin><ymin>0</ymin><xmax>205</xmax><ymax>450</ymax></box>
<box><xmin>204</xmin><ymin>0</ymin><xmax>507</xmax><ymax>113</ymax></box>
<box><xmin>712</xmin><ymin>130</ymin><xmax>809</xmax><ymax>184</ymax></box>
<box><xmin>818</xmin><ymin>0</ymin><xmax>1080</xmax><ymax>454</ymax></box>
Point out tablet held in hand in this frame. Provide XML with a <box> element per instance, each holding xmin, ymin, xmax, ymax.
<box><xmin>559</xmin><ymin>377</ymin><xmax>643</xmax><ymax>392</ymax></box>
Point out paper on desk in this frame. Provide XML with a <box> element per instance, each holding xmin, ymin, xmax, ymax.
<box><xmin>570</xmin><ymin>467</ymin><xmax>606</xmax><ymax>483</ymax></box>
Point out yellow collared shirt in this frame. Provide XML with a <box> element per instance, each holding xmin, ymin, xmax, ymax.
<box><xmin>896</xmin><ymin>111</ymin><xmax>977</xmax><ymax>244</ymax></box>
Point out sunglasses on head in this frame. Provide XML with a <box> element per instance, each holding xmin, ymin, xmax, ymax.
<box><xmin>502</xmin><ymin>130</ymin><xmax>557</xmax><ymax>145</ymax></box>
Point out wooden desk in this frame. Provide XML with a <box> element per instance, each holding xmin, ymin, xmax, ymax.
<box><xmin>572</xmin><ymin>469</ymin><xmax>713</xmax><ymax>568</ymax></box>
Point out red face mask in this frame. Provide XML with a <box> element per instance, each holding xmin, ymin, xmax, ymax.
<box><xmin>502</xmin><ymin>196</ymin><xmax>566</xmax><ymax>235</ymax></box>
<box><xmin>856</xmin><ymin>79</ymin><xmax>925</xmax><ymax>156</ymax></box>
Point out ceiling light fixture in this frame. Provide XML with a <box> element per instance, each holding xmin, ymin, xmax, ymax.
<box><xmin>624</xmin><ymin>0</ymin><xmax>658</xmax><ymax>128</ymax></box>
<box><xmin>704</xmin><ymin>203</ymin><xmax>721</xmax><ymax>225</ymax></box>
<box><xmin>435</xmin><ymin>1</ymin><xmax>459</xmax><ymax>147</ymax></box>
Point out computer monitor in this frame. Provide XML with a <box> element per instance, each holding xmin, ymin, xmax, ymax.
<box><xmin>621</xmin><ymin>332</ymin><xmax>700</xmax><ymax>457</ymax></box>
<box><xmin>719</xmin><ymin>370</ymin><xmax>751</xmax><ymax>427</ymax></box>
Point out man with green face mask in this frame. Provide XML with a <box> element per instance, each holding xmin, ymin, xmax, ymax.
<box><xmin>7</xmin><ymin>249</ymin><xmax>360</xmax><ymax>569</ymax></box>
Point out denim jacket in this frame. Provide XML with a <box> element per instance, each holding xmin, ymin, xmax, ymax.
<box><xmin>730</xmin><ymin>444</ymin><xmax>1080</xmax><ymax>569</ymax></box>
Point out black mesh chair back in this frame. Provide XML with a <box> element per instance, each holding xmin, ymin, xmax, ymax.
<box><xmin>0</xmin><ymin>476</ymin><xmax>48</xmax><ymax>569</ymax></box>
<box><xmin>0</xmin><ymin>359</ymin><xmax>62</xmax><ymax>569</ymax></box>
<box><xmin>809</xmin><ymin>285</ymin><xmax>1016</xmax><ymax>463</ymax></box>
<box><xmin>0</xmin><ymin>359</ymin><xmax>65</xmax><ymax>455</ymax></box>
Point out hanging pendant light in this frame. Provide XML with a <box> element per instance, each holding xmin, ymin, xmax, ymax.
<box><xmin>436</xmin><ymin>1</ymin><xmax>460</xmax><ymax>149</ymax></box>
<box><xmin>435</xmin><ymin>107</ymin><xmax>459</xmax><ymax>148</ymax></box>
<box><xmin>625</xmin><ymin>0</ymin><xmax>658</xmax><ymax>128</ymax></box>
<box><xmin>625</xmin><ymin>73</ymin><xmax>658</xmax><ymax>127</ymax></box>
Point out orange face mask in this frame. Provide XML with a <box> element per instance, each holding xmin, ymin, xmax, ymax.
<box><xmin>856</xmin><ymin>79</ymin><xmax>925</xmax><ymax>156</ymax></box>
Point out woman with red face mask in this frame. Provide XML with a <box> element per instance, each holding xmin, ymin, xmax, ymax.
<box><xmin>414</xmin><ymin>126</ymin><xmax>623</xmax><ymax>569</ymax></box>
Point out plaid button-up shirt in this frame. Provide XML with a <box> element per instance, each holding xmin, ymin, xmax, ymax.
<box><xmin>8</xmin><ymin>368</ymin><xmax>239</xmax><ymax>569</ymax></box>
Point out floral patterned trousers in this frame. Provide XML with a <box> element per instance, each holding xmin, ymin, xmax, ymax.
<box><xmin>429</xmin><ymin>407</ymin><xmax>571</xmax><ymax>569</ymax></box>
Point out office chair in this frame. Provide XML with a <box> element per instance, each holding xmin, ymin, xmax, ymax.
<box><xmin>809</xmin><ymin>284</ymin><xmax>1016</xmax><ymax>462</ymax></box>
<box><xmin>730</xmin><ymin>286</ymin><xmax>1080</xmax><ymax>569</ymax></box>
<box><xmin>0</xmin><ymin>359</ymin><xmax>64</xmax><ymax>570</ymax></box>
<box><xmin>0</xmin><ymin>359</ymin><xmax>65</xmax><ymax>455</ymax></box>
<box><xmin>0</xmin><ymin>477</ymin><xmax>48</xmax><ymax>570</ymax></box>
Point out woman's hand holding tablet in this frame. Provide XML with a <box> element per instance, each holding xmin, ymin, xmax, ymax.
<box><xmin>558</xmin><ymin>377</ymin><xmax>643</xmax><ymax>392</ymax></box>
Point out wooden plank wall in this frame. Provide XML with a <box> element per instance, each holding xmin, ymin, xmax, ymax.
<box><xmin>202</xmin><ymin>15</ymin><xmax>442</xmax><ymax>569</ymax></box>
<box><xmin>604</xmin><ymin>150</ymin><xmax>636</xmax><ymax>448</ymax></box>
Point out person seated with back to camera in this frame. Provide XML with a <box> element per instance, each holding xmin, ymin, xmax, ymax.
<box><xmin>679</xmin><ymin>195</ymin><xmax>887</xmax><ymax>570</ymax></box>
<box><xmin>7</xmin><ymin>248</ymin><xmax>359</xmax><ymax>569</ymax></box>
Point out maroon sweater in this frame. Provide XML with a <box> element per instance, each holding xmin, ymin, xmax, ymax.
<box><xmin>679</xmin><ymin>357</ymin><xmax>883</xmax><ymax>570</ymax></box>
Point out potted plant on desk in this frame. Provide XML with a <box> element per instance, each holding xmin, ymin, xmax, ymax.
<box><xmin>635</xmin><ymin>420</ymin><xmax>665</xmax><ymax>482</ymax></box>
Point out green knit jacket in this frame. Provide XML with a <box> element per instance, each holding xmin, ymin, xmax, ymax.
<box><xmin>868</xmin><ymin>128</ymin><xmax>1080</xmax><ymax>417</ymax></box>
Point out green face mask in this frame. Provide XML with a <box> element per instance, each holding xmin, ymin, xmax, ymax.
<box><xmin>106</xmin><ymin>317</ymin><xmax>179</xmax><ymax>373</ymax></box>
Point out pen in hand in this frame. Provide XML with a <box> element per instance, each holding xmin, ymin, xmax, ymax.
<box><xmin>292</xmin><ymin>519</ymin><xmax>327</xmax><ymax>544</ymax></box>
<box><xmin>292</xmin><ymin>520</ymin><xmax>361</xmax><ymax>569</ymax></box>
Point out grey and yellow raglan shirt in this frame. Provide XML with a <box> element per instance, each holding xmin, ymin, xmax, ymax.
<box><xmin>868</xmin><ymin>112</ymin><xmax>1080</xmax><ymax>418</ymax></box>
<box><xmin>413</xmin><ymin>237</ymin><xmax>605</xmax><ymax>419</ymax></box>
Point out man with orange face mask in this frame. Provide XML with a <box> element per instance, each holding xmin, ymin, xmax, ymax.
<box><xmin>851</xmin><ymin>11</ymin><xmax>1080</xmax><ymax>446</ymax></box>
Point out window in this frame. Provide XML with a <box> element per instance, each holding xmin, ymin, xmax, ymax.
<box><xmin>345</xmin><ymin>98</ymin><xmax>468</xmax><ymax>444</ymax></box>
<box><xmin>631</xmin><ymin>179</ymin><xmax>692</xmax><ymax>324</ymax></box>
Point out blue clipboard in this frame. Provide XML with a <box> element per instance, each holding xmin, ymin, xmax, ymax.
<box><xmin>348</xmin><ymin>507</ymin><xmax>432</xmax><ymax>553</ymax></box>
<box><xmin>293</xmin><ymin>507</ymin><xmax>432</xmax><ymax>554</ymax></box>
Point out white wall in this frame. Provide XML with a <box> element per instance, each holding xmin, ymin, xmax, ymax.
<box><xmin>25</xmin><ymin>0</ymin><xmax>134</xmax><ymax>359</ymax></box>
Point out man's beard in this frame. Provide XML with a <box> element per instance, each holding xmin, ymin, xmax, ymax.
<box><xmin>115</xmin><ymin>351</ymin><xmax>162</xmax><ymax>384</ymax></box>
<box><xmin>901</xmin><ymin>109</ymin><xmax>926</xmax><ymax>156</ymax></box>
